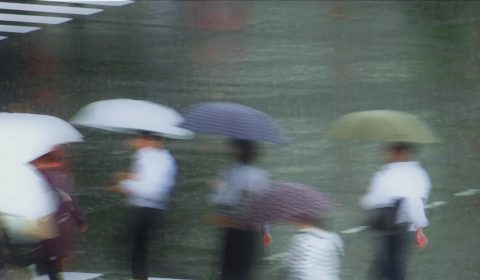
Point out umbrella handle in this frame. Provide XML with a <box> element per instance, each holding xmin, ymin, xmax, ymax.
<box><xmin>263</xmin><ymin>232</ymin><xmax>272</xmax><ymax>247</ymax></box>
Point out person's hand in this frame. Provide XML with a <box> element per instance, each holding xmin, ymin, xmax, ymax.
<box><xmin>108</xmin><ymin>171</ymin><xmax>134</xmax><ymax>194</ymax></box>
<box><xmin>112</xmin><ymin>171</ymin><xmax>132</xmax><ymax>183</ymax></box>
<box><xmin>78</xmin><ymin>223</ymin><xmax>88</xmax><ymax>233</ymax></box>
<box><xmin>108</xmin><ymin>183</ymin><xmax>128</xmax><ymax>195</ymax></box>
<box><xmin>263</xmin><ymin>233</ymin><xmax>273</xmax><ymax>248</ymax></box>
<box><xmin>415</xmin><ymin>228</ymin><xmax>428</xmax><ymax>248</ymax></box>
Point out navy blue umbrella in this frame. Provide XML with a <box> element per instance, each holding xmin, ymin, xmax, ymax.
<box><xmin>180</xmin><ymin>102</ymin><xmax>287</xmax><ymax>144</ymax></box>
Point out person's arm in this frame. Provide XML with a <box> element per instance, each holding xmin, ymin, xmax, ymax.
<box><xmin>405</xmin><ymin>196</ymin><xmax>429</xmax><ymax>248</ymax></box>
<box><xmin>360</xmin><ymin>173</ymin><xmax>383</xmax><ymax>209</ymax></box>
<box><xmin>406</xmin><ymin>196</ymin><xmax>428</xmax><ymax>229</ymax></box>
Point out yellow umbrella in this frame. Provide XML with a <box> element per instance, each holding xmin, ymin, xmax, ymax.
<box><xmin>326</xmin><ymin>110</ymin><xmax>440</xmax><ymax>143</ymax></box>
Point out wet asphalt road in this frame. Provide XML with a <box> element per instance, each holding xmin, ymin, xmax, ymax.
<box><xmin>1</xmin><ymin>1</ymin><xmax>480</xmax><ymax>279</ymax></box>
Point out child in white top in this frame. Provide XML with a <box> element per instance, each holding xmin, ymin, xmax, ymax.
<box><xmin>288</xmin><ymin>219</ymin><xmax>343</xmax><ymax>280</ymax></box>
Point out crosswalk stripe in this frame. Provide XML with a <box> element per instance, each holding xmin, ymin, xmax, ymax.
<box><xmin>0</xmin><ymin>24</ymin><xmax>40</xmax><ymax>33</ymax></box>
<box><xmin>0</xmin><ymin>0</ymin><xmax>134</xmax><ymax>43</ymax></box>
<box><xmin>454</xmin><ymin>188</ymin><xmax>480</xmax><ymax>197</ymax></box>
<box><xmin>424</xmin><ymin>200</ymin><xmax>447</xmax><ymax>209</ymax></box>
<box><xmin>0</xmin><ymin>13</ymin><xmax>71</xmax><ymax>24</ymax></box>
<box><xmin>33</xmin><ymin>272</ymin><xmax>103</xmax><ymax>280</ymax></box>
<box><xmin>39</xmin><ymin>0</ymin><xmax>135</xmax><ymax>7</ymax></box>
<box><xmin>340</xmin><ymin>225</ymin><xmax>369</xmax><ymax>234</ymax></box>
<box><xmin>0</xmin><ymin>2</ymin><xmax>102</xmax><ymax>15</ymax></box>
<box><xmin>149</xmin><ymin>278</ymin><xmax>192</xmax><ymax>280</ymax></box>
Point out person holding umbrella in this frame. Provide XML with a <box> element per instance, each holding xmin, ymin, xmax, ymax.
<box><xmin>32</xmin><ymin>145</ymin><xmax>88</xmax><ymax>280</ymax></box>
<box><xmin>211</xmin><ymin>139</ymin><xmax>271</xmax><ymax>280</ymax></box>
<box><xmin>180</xmin><ymin>101</ymin><xmax>287</xmax><ymax>280</ymax></box>
<box><xmin>360</xmin><ymin>142</ymin><xmax>430</xmax><ymax>280</ymax></box>
<box><xmin>0</xmin><ymin>113</ymin><xmax>83</xmax><ymax>279</ymax></box>
<box><xmin>107</xmin><ymin>131</ymin><xmax>176</xmax><ymax>280</ymax></box>
<box><xmin>71</xmin><ymin>99</ymin><xmax>192</xmax><ymax>280</ymax></box>
<box><xmin>247</xmin><ymin>182</ymin><xmax>343</xmax><ymax>280</ymax></box>
<box><xmin>327</xmin><ymin>110</ymin><xmax>439</xmax><ymax>280</ymax></box>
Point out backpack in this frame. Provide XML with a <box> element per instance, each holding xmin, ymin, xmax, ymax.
<box><xmin>367</xmin><ymin>197</ymin><xmax>404</xmax><ymax>232</ymax></box>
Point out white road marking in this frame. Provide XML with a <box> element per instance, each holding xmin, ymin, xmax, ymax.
<box><xmin>340</xmin><ymin>225</ymin><xmax>369</xmax><ymax>234</ymax></box>
<box><xmin>454</xmin><ymin>189</ymin><xmax>480</xmax><ymax>197</ymax></box>
<box><xmin>424</xmin><ymin>200</ymin><xmax>447</xmax><ymax>209</ymax></box>
<box><xmin>264</xmin><ymin>252</ymin><xmax>289</xmax><ymax>261</ymax></box>
<box><xmin>0</xmin><ymin>1</ymin><xmax>133</xmax><ymax>42</ymax></box>
<box><xmin>33</xmin><ymin>272</ymin><xmax>103</xmax><ymax>280</ymax></box>
<box><xmin>0</xmin><ymin>2</ymin><xmax>102</xmax><ymax>15</ymax></box>
<box><xmin>0</xmin><ymin>24</ymin><xmax>40</xmax><ymax>33</ymax></box>
<box><xmin>40</xmin><ymin>0</ymin><xmax>135</xmax><ymax>7</ymax></box>
<box><xmin>0</xmin><ymin>13</ymin><xmax>71</xmax><ymax>24</ymax></box>
<box><xmin>33</xmin><ymin>272</ymin><xmax>192</xmax><ymax>280</ymax></box>
<box><xmin>149</xmin><ymin>278</ymin><xmax>193</xmax><ymax>280</ymax></box>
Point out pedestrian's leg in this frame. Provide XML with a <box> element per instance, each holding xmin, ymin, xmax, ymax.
<box><xmin>220</xmin><ymin>227</ymin><xmax>237</xmax><ymax>280</ymax></box>
<box><xmin>131</xmin><ymin>208</ymin><xmax>150</xmax><ymax>280</ymax></box>
<box><xmin>386</xmin><ymin>231</ymin><xmax>408</xmax><ymax>280</ymax></box>
<box><xmin>131</xmin><ymin>207</ymin><xmax>162</xmax><ymax>280</ymax></box>
<box><xmin>220</xmin><ymin>228</ymin><xmax>257</xmax><ymax>280</ymax></box>
<box><xmin>236</xmin><ymin>229</ymin><xmax>256</xmax><ymax>280</ymax></box>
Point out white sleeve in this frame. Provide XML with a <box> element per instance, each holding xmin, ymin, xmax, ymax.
<box><xmin>121</xmin><ymin>154</ymin><xmax>176</xmax><ymax>201</ymax></box>
<box><xmin>420</xmin><ymin>170</ymin><xmax>432</xmax><ymax>203</ymax></box>
<box><xmin>360</xmin><ymin>172</ymin><xmax>385</xmax><ymax>209</ymax></box>
<box><xmin>405</xmin><ymin>196</ymin><xmax>428</xmax><ymax>229</ymax></box>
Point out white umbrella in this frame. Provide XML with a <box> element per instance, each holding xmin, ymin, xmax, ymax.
<box><xmin>71</xmin><ymin>99</ymin><xmax>193</xmax><ymax>139</ymax></box>
<box><xmin>0</xmin><ymin>113</ymin><xmax>83</xmax><ymax>164</ymax></box>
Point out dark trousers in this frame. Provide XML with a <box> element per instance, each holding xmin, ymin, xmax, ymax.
<box><xmin>220</xmin><ymin>227</ymin><xmax>257</xmax><ymax>280</ymax></box>
<box><xmin>370</xmin><ymin>226</ymin><xmax>411</xmax><ymax>280</ymax></box>
<box><xmin>130</xmin><ymin>207</ymin><xmax>163</xmax><ymax>280</ymax></box>
<box><xmin>35</xmin><ymin>249</ymin><xmax>60</xmax><ymax>280</ymax></box>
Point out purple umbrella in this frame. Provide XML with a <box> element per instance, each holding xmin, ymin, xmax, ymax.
<box><xmin>247</xmin><ymin>182</ymin><xmax>335</xmax><ymax>224</ymax></box>
<box><xmin>179</xmin><ymin>102</ymin><xmax>287</xmax><ymax>144</ymax></box>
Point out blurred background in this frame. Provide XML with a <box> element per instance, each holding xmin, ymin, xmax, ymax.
<box><xmin>1</xmin><ymin>1</ymin><xmax>479</xmax><ymax>279</ymax></box>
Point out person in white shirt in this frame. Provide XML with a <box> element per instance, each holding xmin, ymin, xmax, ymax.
<box><xmin>109</xmin><ymin>131</ymin><xmax>176</xmax><ymax>280</ymax></box>
<box><xmin>287</xmin><ymin>219</ymin><xmax>343</xmax><ymax>280</ymax></box>
<box><xmin>211</xmin><ymin>139</ymin><xmax>272</xmax><ymax>280</ymax></box>
<box><xmin>360</xmin><ymin>143</ymin><xmax>430</xmax><ymax>280</ymax></box>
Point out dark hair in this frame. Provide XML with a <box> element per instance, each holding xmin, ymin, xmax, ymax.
<box><xmin>293</xmin><ymin>213</ymin><xmax>329</xmax><ymax>228</ymax></box>
<box><xmin>231</xmin><ymin>139</ymin><xmax>258</xmax><ymax>164</ymax></box>
<box><xmin>388</xmin><ymin>142</ymin><xmax>415</xmax><ymax>153</ymax></box>
<box><xmin>136</xmin><ymin>130</ymin><xmax>164</xmax><ymax>141</ymax></box>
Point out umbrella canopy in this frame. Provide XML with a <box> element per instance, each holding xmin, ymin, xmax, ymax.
<box><xmin>246</xmin><ymin>182</ymin><xmax>335</xmax><ymax>224</ymax></box>
<box><xmin>326</xmin><ymin>110</ymin><xmax>439</xmax><ymax>143</ymax></box>
<box><xmin>179</xmin><ymin>101</ymin><xmax>287</xmax><ymax>144</ymax></box>
<box><xmin>0</xmin><ymin>113</ymin><xmax>83</xmax><ymax>164</ymax></box>
<box><xmin>71</xmin><ymin>99</ymin><xmax>193</xmax><ymax>139</ymax></box>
